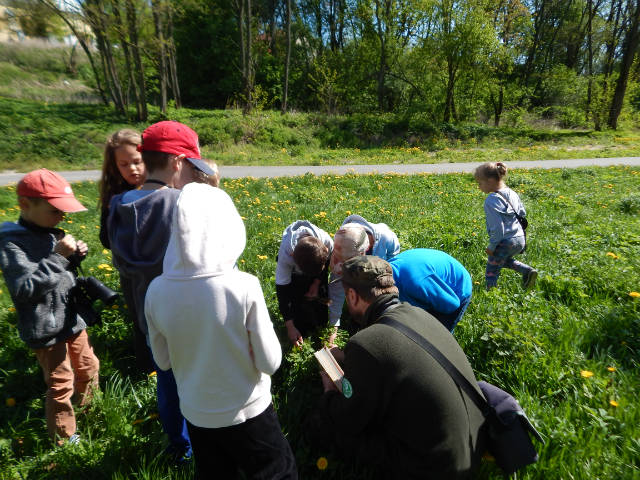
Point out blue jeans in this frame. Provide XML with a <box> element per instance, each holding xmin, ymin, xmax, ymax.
<box><xmin>427</xmin><ymin>295</ymin><xmax>471</xmax><ymax>333</ymax></box>
<box><xmin>486</xmin><ymin>237</ymin><xmax>532</xmax><ymax>288</ymax></box>
<box><xmin>152</xmin><ymin>357</ymin><xmax>192</xmax><ymax>458</ymax></box>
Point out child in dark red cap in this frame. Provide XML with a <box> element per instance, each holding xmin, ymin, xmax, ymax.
<box><xmin>107</xmin><ymin>121</ymin><xmax>216</xmax><ymax>463</ymax></box>
<box><xmin>0</xmin><ymin>169</ymin><xmax>100</xmax><ymax>445</ymax></box>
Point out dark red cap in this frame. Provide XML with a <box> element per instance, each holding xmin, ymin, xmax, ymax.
<box><xmin>17</xmin><ymin>169</ymin><xmax>87</xmax><ymax>212</ymax></box>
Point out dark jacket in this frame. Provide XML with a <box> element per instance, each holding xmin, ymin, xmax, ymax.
<box><xmin>0</xmin><ymin>219</ymin><xmax>87</xmax><ymax>349</ymax></box>
<box><xmin>318</xmin><ymin>294</ymin><xmax>486</xmax><ymax>479</ymax></box>
<box><xmin>107</xmin><ymin>188</ymin><xmax>180</xmax><ymax>339</ymax></box>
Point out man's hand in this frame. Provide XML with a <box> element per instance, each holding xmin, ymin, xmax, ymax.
<box><xmin>54</xmin><ymin>234</ymin><xmax>77</xmax><ymax>258</ymax></box>
<box><xmin>285</xmin><ymin>320</ymin><xmax>304</xmax><ymax>348</ymax></box>
<box><xmin>485</xmin><ymin>248</ymin><xmax>494</xmax><ymax>256</ymax></box>
<box><xmin>326</xmin><ymin>327</ymin><xmax>338</xmax><ymax>348</ymax></box>
<box><xmin>320</xmin><ymin>371</ymin><xmax>338</xmax><ymax>392</ymax></box>
<box><xmin>76</xmin><ymin>240</ymin><xmax>88</xmax><ymax>258</ymax></box>
<box><xmin>329</xmin><ymin>346</ymin><xmax>345</xmax><ymax>364</ymax></box>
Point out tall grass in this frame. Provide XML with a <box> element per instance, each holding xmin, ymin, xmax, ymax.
<box><xmin>0</xmin><ymin>166</ymin><xmax>639</xmax><ymax>479</ymax></box>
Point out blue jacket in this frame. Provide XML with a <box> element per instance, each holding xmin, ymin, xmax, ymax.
<box><xmin>107</xmin><ymin>188</ymin><xmax>180</xmax><ymax>339</ymax></box>
<box><xmin>390</xmin><ymin>249</ymin><xmax>472</xmax><ymax>315</ymax></box>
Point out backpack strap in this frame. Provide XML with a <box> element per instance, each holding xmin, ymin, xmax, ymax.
<box><xmin>377</xmin><ymin>317</ymin><xmax>492</xmax><ymax>418</ymax></box>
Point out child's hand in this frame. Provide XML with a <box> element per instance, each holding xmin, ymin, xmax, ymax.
<box><xmin>485</xmin><ymin>248</ymin><xmax>494</xmax><ymax>256</ymax></box>
<box><xmin>285</xmin><ymin>320</ymin><xmax>303</xmax><ymax>348</ymax></box>
<box><xmin>76</xmin><ymin>240</ymin><xmax>88</xmax><ymax>258</ymax></box>
<box><xmin>54</xmin><ymin>234</ymin><xmax>77</xmax><ymax>258</ymax></box>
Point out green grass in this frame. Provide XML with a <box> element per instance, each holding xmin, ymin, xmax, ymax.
<box><xmin>0</xmin><ymin>166</ymin><xmax>639</xmax><ymax>479</ymax></box>
<box><xmin>2</xmin><ymin>95</ymin><xmax>640</xmax><ymax>172</ymax></box>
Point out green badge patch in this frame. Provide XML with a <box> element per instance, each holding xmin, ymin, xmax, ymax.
<box><xmin>341</xmin><ymin>377</ymin><xmax>353</xmax><ymax>398</ymax></box>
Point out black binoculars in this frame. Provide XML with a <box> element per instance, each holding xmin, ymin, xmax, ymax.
<box><xmin>72</xmin><ymin>276</ymin><xmax>119</xmax><ymax>327</ymax></box>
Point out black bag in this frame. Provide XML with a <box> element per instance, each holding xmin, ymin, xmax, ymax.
<box><xmin>378</xmin><ymin>317</ymin><xmax>543</xmax><ymax>476</ymax></box>
<box><xmin>478</xmin><ymin>381</ymin><xmax>543</xmax><ymax>475</ymax></box>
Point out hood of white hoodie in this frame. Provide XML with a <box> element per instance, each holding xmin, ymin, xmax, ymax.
<box><xmin>162</xmin><ymin>183</ymin><xmax>246</xmax><ymax>278</ymax></box>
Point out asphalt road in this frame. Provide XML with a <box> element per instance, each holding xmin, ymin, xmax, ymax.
<box><xmin>1</xmin><ymin>157</ymin><xmax>640</xmax><ymax>186</ymax></box>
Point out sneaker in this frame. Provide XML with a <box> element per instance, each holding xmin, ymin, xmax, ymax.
<box><xmin>522</xmin><ymin>269</ymin><xmax>538</xmax><ymax>290</ymax></box>
<box><xmin>68</xmin><ymin>433</ymin><xmax>81</xmax><ymax>445</ymax></box>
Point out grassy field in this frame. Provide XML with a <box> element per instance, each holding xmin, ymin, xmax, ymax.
<box><xmin>0</xmin><ymin>166</ymin><xmax>639</xmax><ymax>479</ymax></box>
<box><xmin>2</xmin><ymin>94</ymin><xmax>640</xmax><ymax>173</ymax></box>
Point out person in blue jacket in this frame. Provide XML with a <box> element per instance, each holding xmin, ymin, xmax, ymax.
<box><xmin>389</xmin><ymin>249</ymin><xmax>472</xmax><ymax>332</ymax></box>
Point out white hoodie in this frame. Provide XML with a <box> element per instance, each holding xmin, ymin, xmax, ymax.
<box><xmin>145</xmin><ymin>183</ymin><xmax>282</xmax><ymax>428</ymax></box>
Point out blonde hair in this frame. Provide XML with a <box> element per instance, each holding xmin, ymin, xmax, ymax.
<box><xmin>99</xmin><ymin>129</ymin><xmax>142</xmax><ymax>209</ymax></box>
<box><xmin>335</xmin><ymin>224</ymin><xmax>370</xmax><ymax>259</ymax></box>
<box><xmin>193</xmin><ymin>159</ymin><xmax>220</xmax><ymax>187</ymax></box>
<box><xmin>474</xmin><ymin>162</ymin><xmax>508</xmax><ymax>182</ymax></box>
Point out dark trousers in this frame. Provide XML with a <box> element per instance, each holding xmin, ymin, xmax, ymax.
<box><xmin>290</xmin><ymin>271</ymin><xmax>329</xmax><ymax>338</ymax></box>
<box><xmin>186</xmin><ymin>404</ymin><xmax>298</xmax><ymax>480</ymax></box>
<box><xmin>427</xmin><ymin>295</ymin><xmax>471</xmax><ymax>333</ymax></box>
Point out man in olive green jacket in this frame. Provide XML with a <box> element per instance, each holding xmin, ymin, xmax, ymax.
<box><xmin>316</xmin><ymin>256</ymin><xmax>486</xmax><ymax>479</ymax></box>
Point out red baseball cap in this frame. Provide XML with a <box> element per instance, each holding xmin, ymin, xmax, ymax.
<box><xmin>17</xmin><ymin>169</ymin><xmax>87</xmax><ymax>213</ymax></box>
<box><xmin>138</xmin><ymin>121</ymin><xmax>216</xmax><ymax>176</ymax></box>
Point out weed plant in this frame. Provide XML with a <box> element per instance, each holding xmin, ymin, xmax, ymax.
<box><xmin>0</xmin><ymin>166</ymin><xmax>638</xmax><ymax>479</ymax></box>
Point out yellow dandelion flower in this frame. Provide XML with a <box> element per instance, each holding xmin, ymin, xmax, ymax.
<box><xmin>607</xmin><ymin>366</ymin><xmax>616</xmax><ymax>372</ymax></box>
<box><xmin>606</xmin><ymin>252</ymin><xmax>619</xmax><ymax>259</ymax></box>
<box><xmin>609</xmin><ymin>400</ymin><xmax>619</xmax><ymax>407</ymax></box>
<box><xmin>6</xmin><ymin>397</ymin><xmax>16</xmax><ymax>407</ymax></box>
<box><xmin>257</xmin><ymin>255</ymin><xmax>268</xmax><ymax>260</ymax></box>
<box><xmin>148</xmin><ymin>371</ymin><xmax>157</xmax><ymax>377</ymax></box>
<box><xmin>316</xmin><ymin>457</ymin><xmax>328</xmax><ymax>470</ymax></box>
<box><xmin>281</xmin><ymin>148</ymin><xmax>287</xmax><ymax>153</ymax></box>
<box><xmin>629</xmin><ymin>292</ymin><xmax>640</xmax><ymax>298</ymax></box>
<box><xmin>8</xmin><ymin>306</ymin><xmax>16</xmax><ymax>313</ymax></box>
<box><xmin>66</xmin><ymin>220</ymin><xmax>73</xmax><ymax>224</ymax></box>
<box><xmin>580</xmin><ymin>370</ymin><xmax>594</xmax><ymax>378</ymax></box>
<box><xmin>102</xmin><ymin>249</ymin><xmax>109</xmax><ymax>255</ymax></box>
<box><xmin>111</xmin><ymin>304</ymin><xmax>119</xmax><ymax>310</ymax></box>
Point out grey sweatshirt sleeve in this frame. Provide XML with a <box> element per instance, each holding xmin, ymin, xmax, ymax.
<box><xmin>0</xmin><ymin>241</ymin><xmax>72</xmax><ymax>301</ymax></box>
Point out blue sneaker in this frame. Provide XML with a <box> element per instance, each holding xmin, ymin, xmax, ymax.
<box><xmin>68</xmin><ymin>434</ymin><xmax>81</xmax><ymax>445</ymax></box>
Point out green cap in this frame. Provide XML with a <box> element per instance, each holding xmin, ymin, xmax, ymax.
<box><xmin>341</xmin><ymin>256</ymin><xmax>395</xmax><ymax>289</ymax></box>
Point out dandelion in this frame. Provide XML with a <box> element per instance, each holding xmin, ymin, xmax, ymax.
<box><xmin>607</xmin><ymin>366</ymin><xmax>616</xmax><ymax>372</ymax></box>
<box><xmin>281</xmin><ymin>148</ymin><xmax>287</xmax><ymax>153</ymax></box>
<box><xmin>609</xmin><ymin>400</ymin><xmax>619</xmax><ymax>407</ymax></box>
<box><xmin>6</xmin><ymin>397</ymin><xmax>16</xmax><ymax>407</ymax></box>
<box><xmin>8</xmin><ymin>306</ymin><xmax>15</xmax><ymax>313</ymax></box>
<box><xmin>111</xmin><ymin>304</ymin><xmax>119</xmax><ymax>310</ymax></box>
<box><xmin>580</xmin><ymin>370</ymin><xmax>594</xmax><ymax>378</ymax></box>
<box><xmin>606</xmin><ymin>252</ymin><xmax>619</xmax><ymax>259</ymax></box>
<box><xmin>257</xmin><ymin>255</ymin><xmax>268</xmax><ymax>260</ymax></box>
<box><xmin>629</xmin><ymin>292</ymin><xmax>640</xmax><ymax>298</ymax></box>
<box><xmin>148</xmin><ymin>371</ymin><xmax>157</xmax><ymax>377</ymax></box>
<box><xmin>316</xmin><ymin>457</ymin><xmax>328</xmax><ymax>470</ymax></box>
<box><xmin>102</xmin><ymin>249</ymin><xmax>109</xmax><ymax>255</ymax></box>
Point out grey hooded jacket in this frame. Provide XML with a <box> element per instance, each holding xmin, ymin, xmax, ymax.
<box><xmin>0</xmin><ymin>220</ymin><xmax>86</xmax><ymax>349</ymax></box>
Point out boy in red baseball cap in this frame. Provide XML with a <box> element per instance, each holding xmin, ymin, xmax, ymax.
<box><xmin>107</xmin><ymin>120</ymin><xmax>214</xmax><ymax>463</ymax></box>
<box><xmin>0</xmin><ymin>169</ymin><xmax>100</xmax><ymax>445</ymax></box>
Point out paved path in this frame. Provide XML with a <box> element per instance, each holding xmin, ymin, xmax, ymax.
<box><xmin>2</xmin><ymin>157</ymin><xmax>639</xmax><ymax>186</ymax></box>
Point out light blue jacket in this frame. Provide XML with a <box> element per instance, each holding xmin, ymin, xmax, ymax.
<box><xmin>484</xmin><ymin>188</ymin><xmax>526</xmax><ymax>252</ymax></box>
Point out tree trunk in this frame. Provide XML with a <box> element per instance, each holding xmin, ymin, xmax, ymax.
<box><xmin>166</xmin><ymin>4</ymin><xmax>182</xmax><ymax>108</ymax></box>
<box><xmin>112</xmin><ymin>0</ymin><xmax>141</xmax><ymax>118</ymax></box>
<box><xmin>282</xmin><ymin>0</ymin><xmax>292</xmax><ymax>113</ymax></box>
<box><xmin>152</xmin><ymin>0</ymin><xmax>168</xmax><ymax>114</ymax></box>
<box><xmin>126</xmin><ymin>0</ymin><xmax>147</xmax><ymax>120</ymax></box>
<box><xmin>38</xmin><ymin>0</ymin><xmax>108</xmax><ymax>105</ymax></box>
<box><xmin>608</xmin><ymin>0</ymin><xmax>640</xmax><ymax>129</ymax></box>
<box><xmin>444</xmin><ymin>59</ymin><xmax>456</xmax><ymax>123</ymax></box>
<box><xmin>243</xmin><ymin>0</ymin><xmax>253</xmax><ymax>114</ymax></box>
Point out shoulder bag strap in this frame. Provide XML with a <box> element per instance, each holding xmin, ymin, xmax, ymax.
<box><xmin>494</xmin><ymin>191</ymin><xmax>525</xmax><ymax>224</ymax></box>
<box><xmin>378</xmin><ymin>316</ymin><xmax>492</xmax><ymax>417</ymax></box>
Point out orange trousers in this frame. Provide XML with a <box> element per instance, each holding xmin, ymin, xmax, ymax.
<box><xmin>33</xmin><ymin>330</ymin><xmax>100</xmax><ymax>444</ymax></box>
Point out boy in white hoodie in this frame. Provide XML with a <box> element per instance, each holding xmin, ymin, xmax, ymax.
<box><xmin>145</xmin><ymin>183</ymin><xmax>297</xmax><ymax>479</ymax></box>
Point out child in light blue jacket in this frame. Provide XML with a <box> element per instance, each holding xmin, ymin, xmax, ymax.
<box><xmin>474</xmin><ymin>162</ymin><xmax>537</xmax><ymax>290</ymax></box>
